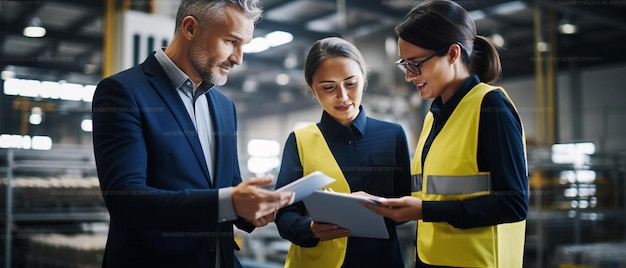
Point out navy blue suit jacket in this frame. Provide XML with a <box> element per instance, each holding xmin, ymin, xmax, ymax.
<box><xmin>92</xmin><ymin>54</ymin><xmax>254</xmax><ymax>267</ymax></box>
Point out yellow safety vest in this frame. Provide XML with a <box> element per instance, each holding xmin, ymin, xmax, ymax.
<box><xmin>411</xmin><ymin>83</ymin><xmax>526</xmax><ymax>267</ymax></box>
<box><xmin>284</xmin><ymin>124</ymin><xmax>351</xmax><ymax>268</ymax></box>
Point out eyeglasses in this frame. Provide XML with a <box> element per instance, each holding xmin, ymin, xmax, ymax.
<box><xmin>395</xmin><ymin>46</ymin><xmax>450</xmax><ymax>75</ymax></box>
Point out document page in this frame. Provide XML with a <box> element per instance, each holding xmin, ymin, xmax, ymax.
<box><xmin>303</xmin><ymin>190</ymin><xmax>389</xmax><ymax>239</ymax></box>
<box><xmin>275</xmin><ymin>171</ymin><xmax>335</xmax><ymax>203</ymax></box>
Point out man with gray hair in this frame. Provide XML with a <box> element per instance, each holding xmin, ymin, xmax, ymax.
<box><xmin>92</xmin><ymin>1</ymin><xmax>294</xmax><ymax>267</ymax></box>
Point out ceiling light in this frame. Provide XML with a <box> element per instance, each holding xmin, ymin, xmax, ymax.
<box><xmin>276</xmin><ymin>73</ymin><xmax>289</xmax><ymax>85</ymax></box>
<box><xmin>385</xmin><ymin>37</ymin><xmax>397</xmax><ymax>58</ymax></box>
<box><xmin>243</xmin><ymin>37</ymin><xmax>270</xmax><ymax>53</ymax></box>
<box><xmin>536</xmin><ymin>41</ymin><xmax>548</xmax><ymax>52</ymax></box>
<box><xmin>1</xmin><ymin>70</ymin><xmax>16</xmax><ymax>80</ymax></box>
<box><xmin>558</xmin><ymin>11</ymin><xmax>578</xmax><ymax>35</ymax></box>
<box><xmin>468</xmin><ymin>10</ymin><xmax>486</xmax><ymax>21</ymax></box>
<box><xmin>490</xmin><ymin>1</ymin><xmax>526</xmax><ymax>16</ymax></box>
<box><xmin>283</xmin><ymin>52</ymin><xmax>297</xmax><ymax>69</ymax></box>
<box><xmin>491</xmin><ymin>33</ymin><xmax>505</xmax><ymax>47</ymax></box>
<box><xmin>81</xmin><ymin>119</ymin><xmax>93</xmax><ymax>132</ymax></box>
<box><xmin>559</xmin><ymin>22</ymin><xmax>578</xmax><ymax>35</ymax></box>
<box><xmin>23</xmin><ymin>17</ymin><xmax>46</xmax><ymax>38</ymax></box>
<box><xmin>29</xmin><ymin>107</ymin><xmax>43</xmax><ymax>125</ymax></box>
<box><xmin>265</xmin><ymin>31</ymin><xmax>293</xmax><ymax>47</ymax></box>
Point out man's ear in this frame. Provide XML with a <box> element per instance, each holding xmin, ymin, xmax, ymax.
<box><xmin>180</xmin><ymin>15</ymin><xmax>199</xmax><ymax>40</ymax></box>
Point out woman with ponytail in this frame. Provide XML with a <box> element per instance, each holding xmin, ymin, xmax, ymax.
<box><xmin>360</xmin><ymin>1</ymin><xmax>529</xmax><ymax>267</ymax></box>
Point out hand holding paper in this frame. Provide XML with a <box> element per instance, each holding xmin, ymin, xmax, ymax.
<box><xmin>275</xmin><ymin>171</ymin><xmax>335</xmax><ymax>203</ymax></box>
<box><xmin>359</xmin><ymin>194</ymin><xmax>423</xmax><ymax>222</ymax></box>
<box><xmin>232</xmin><ymin>176</ymin><xmax>295</xmax><ymax>222</ymax></box>
<box><xmin>310</xmin><ymin>221</ymin><xmax>349</xmax><ymax>241</ymax></box>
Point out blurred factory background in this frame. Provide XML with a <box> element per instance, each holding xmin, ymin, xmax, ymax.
<box><xmin>1</xmin><ymin>0</ymin><xmax>626</xmax><ymax>267</ymax></box>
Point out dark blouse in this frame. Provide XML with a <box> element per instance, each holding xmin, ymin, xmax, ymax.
<box><xmin>275</xmin><ymin>106</ymin><xmax>411</xmax><ymax>268</ymax></box>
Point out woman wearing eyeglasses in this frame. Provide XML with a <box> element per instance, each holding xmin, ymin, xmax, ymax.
<box><xmin>274</xmin><ymin>37</ymin><xmax>411</xmax><ymax>268</ymax></box>
<box><xmin>360</xmin><ymin>0</ymin><xmax>529</xmax><ymax>267</ymax></box>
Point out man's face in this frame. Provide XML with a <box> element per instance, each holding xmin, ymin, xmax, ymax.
<box><xmin>189</xmin><ymin>5</ymin><xmax>254</xmax><ymax>86</ymax></box>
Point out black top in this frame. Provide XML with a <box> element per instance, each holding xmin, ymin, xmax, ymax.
<box><xmin>275</xmin><ymin>106</ymin><xmax>411</xmax><ymax>268</ymax></box>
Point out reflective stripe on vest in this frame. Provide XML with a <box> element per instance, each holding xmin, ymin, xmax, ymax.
<box><xmin>429</xmin><ymin>174</ymin><xmax>490</xmax><ymax>195</ymax></box>
<box><xmin>412</xmin><ymin>174</ymin><xmax>491</xmax><ymax>195</ymax></box>
<box><xmin>410</xmin><ymin>174</ymin><xmax>422</xmax><ymax>192</ymax></box>
<box><xmin>284</xmin><ymin>124</ymin><xmax>348</xmax><ymax>268</ymax></box>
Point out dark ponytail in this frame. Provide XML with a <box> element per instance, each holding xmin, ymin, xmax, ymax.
<box><xmin>396</xmin><ymin>0</ymin><xmax>503</xmax><ymax>84</ymax></box>
<box><xmin>471</xmin><ymin>35</ymin><xmax>502</xmax><ymax>84</ymax></box>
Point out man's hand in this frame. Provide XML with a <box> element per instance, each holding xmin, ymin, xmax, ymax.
<box><xmin>310</xmin><ymin>221</ymin><xmax>349</xmax><ymax>241</ymax></box>
<box><xmin>359</xmin><ymin>195</ymin><xmax>423</xmax><ymax>222</ymax></box>
<box><xmin>232</xmin><ymin>176</ymin><xmax>294</xmax><ymax>222</ymax></box>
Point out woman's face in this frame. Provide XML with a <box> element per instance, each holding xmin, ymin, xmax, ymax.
<box><xmin>310</xmin><ymin>56</ymin><xmax>365</xmax><ymax>126</ymax></box>
<box><xmin>398</xmin><ymin>37</ymin><xmax>457</xmax><ymax>102</ymax></box>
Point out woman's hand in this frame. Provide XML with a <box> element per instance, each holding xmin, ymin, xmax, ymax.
<box><xmin>310</xmin><ymin>221</ymin><xmax>349</xmax><ymax>241</ymax></box>
<box><xmin>358</xmin><ymin>194</ymin><xmax>423</xmax><ymax>222</ymax></box>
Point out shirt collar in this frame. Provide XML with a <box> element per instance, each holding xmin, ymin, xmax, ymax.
<box><xmin>431</xmin><ymin>74</ymin><xmax>480</xmax><ymax>116</ymax></box>
<box><xmin>319</xmin><ymin>105</ymin><xmax>367</xmax><ymax>140</ymax></box>
<box><xmin>154</xmin><ymin>48</ymin><xmax>213</xmax><ymax>98</ymax></box>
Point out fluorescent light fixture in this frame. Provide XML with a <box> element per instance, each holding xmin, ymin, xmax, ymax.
<box><xmin>0</xmin><ymin>134</ymin><xmax>51</xmax><ymax>150</ymax></box>
<box><xmin>490</xmin><ymin>1</ymin><xmax>526</xmax><ymax>16</ymax></box>
<box><xmin>265</xmin><ymin>31</ymin><xmax>293</xmax><ymax>47</ymax></box>
<box><xmin>468</xmin><ymin>10</ymin><xmax>486</xmax><ymax>21</ymax></box>
<box><xmin>82</xmin><ymin>85</ymin><xmax>96</xmax><ymax>102</ymax></box>
<box><xmin>243</xmin><ymin>37</ymin><xmax>270</xmax><ymax>53</ymax></box>
<box><xmin>576</xmin><ymin>170</ymin><xmax>596</xmax><ymax>184</ymax></box>
<box><xmin>81</xmin><ymin>119</ymin><xmax>93</xmax><ymax>132</ymax></box>
<box><xmin>21</xmin><ymin>136</ymin><xmax>32</xmax><ymax>149</ymax></box>
<box><xmin>0</xmin><ymin>134</ymin><xmax>22</xmax><ymax>149</ymax></box>
<box><xmin>59</xmin><ymin>81</ymin><xmax>84</xmax><ymax>101</ymax></box>
<box><xmin>1</xmin><ymin>70</ymin><xmax>15</xmax><ymax>80</ymax></box>
<box><xmin>4</xmin><ymin>78</ymin><xmax>97</xmax><ymax>102</ymax></box>
<box><xmin>23</xmin><ymin>17</ymin><xmax>46</xmax><ymax>38</ymax></box>
<box><xmin>3</xmin><ymin>78</ymin><xmax>22</xmax><ymax>95</ymax></box>
<box><xmin>18</xmin><ymin>79</ymin><xmax>42</xmax><ymax>97</ymax></box>
<box><xmin>31</xmin><ymin>136</ymin><xmax>52</xmax><ymax>150</ymax></box>
<box><xmin>23</xmin><ymin>26</ymin><xmax>46</xmax><ymax>38</ymax></box>
<box><xmin>551</xmin><ymin>142</ymin><xmax>595</xmax><ymax>165</ymax></box>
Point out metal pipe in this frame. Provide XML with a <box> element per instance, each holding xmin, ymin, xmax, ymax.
<box><xmin>534</xmin><ymin>1</ymin><xmax>546</xmax><ymax>146</ymax></box>
<box><xmin>4</xmin><ymin>149</ymin><xmax>14</xmax><ymax>268</ymax></box>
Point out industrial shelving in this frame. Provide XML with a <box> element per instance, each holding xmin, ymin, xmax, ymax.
<box><xmin>1</xmin><ymin>145</ymin><xmax>108</xmax><ymax>268</ymax></box>
<box><xmin>524</xmin><ymin>149</ymin><xmax>626</xmax><ymax>268</ymax></box>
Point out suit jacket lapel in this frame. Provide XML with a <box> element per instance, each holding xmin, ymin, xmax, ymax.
<box><xmin>142</xmin><ymin>54</ymin><xmax>212</xmax><ymax>186</ymax></box>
